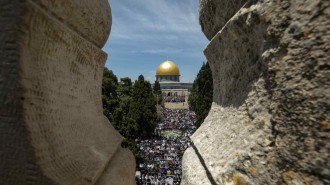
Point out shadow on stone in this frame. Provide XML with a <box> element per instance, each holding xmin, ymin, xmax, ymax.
<box><xmin>191</xmin><ymin>142</ymin><xmax>218</xmax><ymax>185</ymax></box>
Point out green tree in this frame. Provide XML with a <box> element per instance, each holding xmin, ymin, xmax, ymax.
<box><xmin>110</xmin><ymin>77</ymin><xmax>134</xmax><ymax>132</ymax></box>
<box><xmin>102</xmin><ymin>73</ymin><xmax>158</xmax><ymax>157</ymax></box>
<box><xmin>153</xmin><ymin>80</ymin><xmax>163</xmax><ymax>106</ymax></box>
<box><xmin>128</xmin><ymin>75</ymin><xmax>157</xmax><ymax>138</ymax></box>
<box><xmin>116</xmin><ymin>77</ymin><xmax>133</xmax><ymax>116</ymax></box>
<box><xmin>111</xmin><ymin>77</ymin><xmax>142</xmax><ymax>157</ymax></box>
<box><xmin>118</xmin><ymin>77</ymin><xmax>133</xmax><ymax>97</ymax></box>
<box><xmin>153</xmin><ymin>80</ymin><xmax>161</xmax><ymax>94</ymax></box>
<box><xmin>189</xmin><ymin>62</ymin><xmax>213</xmax><ymax>127</ymax></box>
<box><xmin>102</xmin><ymin>67</ymin><xmax>119</xmax><ymax>120</ymax></box>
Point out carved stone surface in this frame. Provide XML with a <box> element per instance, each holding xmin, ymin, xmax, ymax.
<box><xmin>199</xmin><ymin>0</ymin><xmax>248</xmax><ymax>40</ymax></box>
<box><xmin>32</xmin><ymin>0</ymin><xmax>112</xmax><ymax>48</ymax></box>
<box><xmin>96</xmin><ymin>148</ymin><xmax>136</xmax><ymax>185</ymax></box>
<box><xmin>183</xmin><ymin>0</ymin><xmax>330</xmax><ymax>184</ymax></box>
<box><xmin>0</xmin><ymin>0</ymin><xmax>135</xmax><ymax>185</ymax></box>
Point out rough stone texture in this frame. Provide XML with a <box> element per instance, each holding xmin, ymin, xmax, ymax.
<box><xmin>199</xmin><ymin>0</ymin><xmax>248</xmax><ymax>40</ymax></box>
<box><xmin>31</xmin><ymin>0</ymin><xmax>111</xmax><ymax>48</ymax></box>
<box><xmin>96</xmin><ymin>148</ymin><xmax>136</xmax><ymax>185</ymax></box>
<box><xmin>0</xmin><ymin>0</ymin><xmax>135</xmax><ymax>185</ymax></box>
<box><xmin>183</xmin><ymin>0</ymin><xmax>330</xmax><ymax>184</ymax></box>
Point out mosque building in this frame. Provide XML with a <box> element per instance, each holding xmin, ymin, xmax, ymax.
<box><xmin>155</xmin><ymin>58</ymin><xmax>193</xmax><ymax>104</ymax></box>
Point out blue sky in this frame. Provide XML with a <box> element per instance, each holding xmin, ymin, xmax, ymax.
<box><xmin>104</xmin><ymin>0</ymin><xmax>208</xmax><ymax>83</ymax></box>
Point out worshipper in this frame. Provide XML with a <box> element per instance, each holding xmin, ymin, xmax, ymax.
<box><xmin>135</xmin><ymin>108</ymin><xmax>196</xmax><ymax>185</ymax></box>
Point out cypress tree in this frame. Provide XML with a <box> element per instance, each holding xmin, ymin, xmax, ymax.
<box><xmin>189</xmin><ymin>62</ymin><xmax>213</xmax><ymax>127</ymax></box>
<box><xmin>153</xmin><ymin>80</ymin><xmax>161</xmax><ymax>94</ymax></box>
<box><xmin>118</xmin><ymin>77</ymin><xmax>133</xmax><ymax>97</ymax></box>
<box><xmin>102</xmin><ymin>73</ymin><xmax>158</xmax><ymax>157</ymax></box>
<box><xmin>153</xmin><ymin>80</ymin><xmax>163</xmax><ymax>106</ymax></box>
<box><xmin>102</xmin><ymin>67</ymin><xmax>119</xmax><ymax>121</ymax></box>
<box><xmin>128</xmin><ymin>75</ymin><xmax>157</xmax><ymax>138</ymax></box>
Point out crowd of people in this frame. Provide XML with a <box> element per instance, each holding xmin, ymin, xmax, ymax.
<box><xmin>163</xmin><ymin>96</ymin><xmax>185</xmax><ymax>103</ymax></box>
<box><xmin>135</xmin><ymin>108</ymin><xmax>197</xmax><ymax>185</ymax></box>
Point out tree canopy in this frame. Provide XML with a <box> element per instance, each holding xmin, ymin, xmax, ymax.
<box><xmin>102</xmin><ymin>68</ymin><xmax>119</xmax><ymax>120</ymax></box>
<box><xmin>102</xmin><ymin>69</ymin><xmax>158</xmax><ymax>157</ymax></box>
<box><xmin>153</xmin><ymin>80</ymin><xmax>163</xmax><ymax>106</ymax></box>
<box><xmin>188</xmin><ymin>62</ymin><xmax>213</xmax><ymax>127</ymax></box>
<box><xmin>128</xmin><ymin>75</ymin><xmax>158</xmax><ymax>138</ymax></box>
<box><xmin>153</xmin><ymin>80</ymin><xmax>161</xmax><ymax>94</ymax></box>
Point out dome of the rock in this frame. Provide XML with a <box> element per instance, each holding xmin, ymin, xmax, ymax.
<box><xmin>153</xmin><ymin>58</ymin><xmax>193</xmax><ymax>94</ymax></box>
<box><xmin>156</xmin><ymin>60</ymin><xmax>180</xmax><ymax>76</ymax></box>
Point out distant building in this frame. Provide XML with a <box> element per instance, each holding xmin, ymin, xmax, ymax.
<box><xmin>155</xmin><ymin>58</ymin><xmax>193</xmax><ymax>92</ymax></box>
<box><xmin>154</xmin><ymin>58</ymin><xmax>193</xmax><ymax>106</ymax></box>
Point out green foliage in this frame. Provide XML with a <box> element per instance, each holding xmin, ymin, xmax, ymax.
<box><xmin>102</xmin><ymin>68</ymin><xmax>119</xmax><ymax>120</ymax></box>
<box><xmin>189</xmin><ymin>61</ymin><xmax>213</xmax><ymax>127</ymax></box>
<box><xmin>118</xmin><ymin>77</ymin><xmax>133</xmax><ymax>97</ymax></box>
<box><xmin>121</xmin><ymin>138</ymin><xmax>141</xmax><ymax>158</ymax></box>
<box><xmin>153</xmin><ymin>80</ymin><xmax>163</xmax><ymax>106</ymax></box>
<box><xmin>128</xmin><ymin>75</ymin><xmax>158</xmax><ymax>138</ymax></box>
<box><xmin>116</xmin><ymin>77</ymin><xmax>133</xmax><ymax>117</ymax></box>
<box><xmin>102</xmin><ymin>71</ymin><xmax>158</xmax><ymax>158</ymax></box>
<box><xmin>153</xmin><ymin>80</ymin><xmax>161</xmax><ymax>94</ymax></box>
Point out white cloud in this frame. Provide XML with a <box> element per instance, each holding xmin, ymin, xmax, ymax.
<box><xmin>108</xmin><ymin>0</ymin><xmax>201</xmax><ymax>40</ymax></box>
<box><xmin>105</xmin><ymin>0</ymin><xmax>208</xmax><ymax>82</ymax></box>
<box><xmin>140</xmin><ymin>0</ymin><xmax>198</xmax><ymax>32</ymax></box>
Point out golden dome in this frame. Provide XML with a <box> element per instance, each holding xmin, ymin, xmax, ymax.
<box><xmin>156</xmin><ymin>60</ymin><xmax>180</xmax><ymax>76</ymax></box>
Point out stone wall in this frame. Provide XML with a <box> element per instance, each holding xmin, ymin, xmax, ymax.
<box><xmin>0</xmin><ymin>0</ymin><xmax>135</xmax><ymax>185</ymax></box>
<box><xmin>182</xmin><ymin>0</ymin><xmax>329</xmax><ymax>184</ymax></box>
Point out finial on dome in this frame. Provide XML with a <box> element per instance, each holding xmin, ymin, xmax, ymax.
<box><xmin>167</xmin><ymin>56</ymin><xmax>168</xmax><ymax>61</ymax></box>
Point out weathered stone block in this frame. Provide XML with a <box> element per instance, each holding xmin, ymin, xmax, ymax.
<box><xmin>0</xmin><ymin>0</ymin><xmax>135</xmax><ymax>185</ymax></box>
<box><xmin>96</xmin><ymin>148</ymin><xmax>136</xmax><ymax>185</ymax></box>
<box><xmin>32</xmin><ymin>0</ymin><xmax>112</xmax><ymax>47</ymax></box>
<box><xmin>199</xmin><ymin>0</ymin><xmax>248</xmax><ymax>40</ymax></box>
<box><xmin>183</xmin><ymin>0</ymin><xmax>330</xmax><ymax>184</ymax></box>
